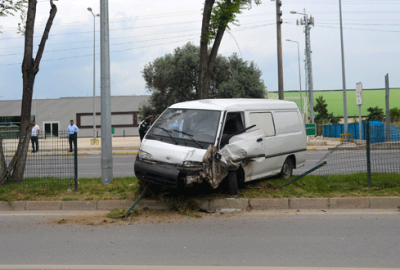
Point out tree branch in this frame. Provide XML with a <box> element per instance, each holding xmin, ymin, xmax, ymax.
<box><xmin>208</xmin><ymin>26</ymin><xmax>226</xmax><ymax>72</ymax></box>
<box><xmin>33</xmin><ymin>0</ymin><xmax>57</xmax><ymax>74</ymax></box>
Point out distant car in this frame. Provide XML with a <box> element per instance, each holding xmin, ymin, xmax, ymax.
<box><xmin>134</xmin><ymin>99</ymin><xmax>306</xmax><ymax>194</ymax></box>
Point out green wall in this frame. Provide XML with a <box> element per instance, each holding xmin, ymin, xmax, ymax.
<box><xmin>270</xmin><ymin>88</ymin><xmax>400</xmax><ymax>117</ymax></box>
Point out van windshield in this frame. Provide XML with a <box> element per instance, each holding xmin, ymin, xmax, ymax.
<box><xmin>146</xmin><ymin>109</ymin><xmax>221</xmax><ymax>149</ymax></box>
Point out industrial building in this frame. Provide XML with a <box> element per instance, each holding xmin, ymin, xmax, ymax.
<box><xmin>0</xmin><ymin>95</ymin><xmax>150</xmax><ymax>137</ymax></box>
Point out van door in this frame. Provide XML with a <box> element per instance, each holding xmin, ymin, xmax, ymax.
<box><xmin>218</xmin><ymin>129</ymin><xmax>266</xmax><ymax>168</ymax></box>
<box><xmin>245</xmin><ymin>111</ymin><xmax>282</xmax><ymax>180</ymax></box>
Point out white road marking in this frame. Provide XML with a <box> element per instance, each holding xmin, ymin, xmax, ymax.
<box><xmin>0</xmin><ymin>266</ymin><xmax>395</xmax><ymax>270</ymax></box>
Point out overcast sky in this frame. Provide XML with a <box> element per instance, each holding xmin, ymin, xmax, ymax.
<box><xmin>0</xmin><ymin>0</ymin><xmax>399</xmax><ymax>101</ymax></box>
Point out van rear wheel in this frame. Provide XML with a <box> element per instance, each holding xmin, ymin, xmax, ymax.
<box><xmin>280</xmin><ymin>158</ymin><xmax>293</xmax><ymax>179</ymax></box>
<box><xmin>228</xmin><ymin>170</ymin><xmax>239</xmax><ymax>195</ymax></box>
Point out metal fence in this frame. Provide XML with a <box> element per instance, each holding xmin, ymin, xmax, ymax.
<box><xmin>316</xmin><ymin>123</ymin><xmax>400</xmax><ymax>188</ymax></box>
<box><xmin>0</xmin><ymin>130</ymin><xmax>77</xmax><ymax>190</ymax></box>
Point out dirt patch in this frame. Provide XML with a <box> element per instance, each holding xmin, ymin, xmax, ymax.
<box><xmin>46</xmin><ymin>209</ymin><xmax>244</xmax><ymax>226</ymax></box>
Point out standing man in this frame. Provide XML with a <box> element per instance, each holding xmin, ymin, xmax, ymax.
<box><xmin>67</xmin><ymin>120</ymin><xmax>79</xmax><ymax>152</ymax></box>
<box><xmin>139</xmin><ymin>112</ymin><xmax>153</xmax><ymax>141</ymax></box>
<box><xmin>31</xmin><ymin>121</ymin><xmax>40</xmax><ymax>153</ymax></box>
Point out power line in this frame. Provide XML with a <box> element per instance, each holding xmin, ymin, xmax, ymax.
<box><xmin>286</xmin><ymin>21</ymin><xmax>400</xmax><ymax>33</ymax></box>
<box><xmin>0</xmin><ymin>20</ymin><xmax>275</xmax><ymax>51</ymax></box>
<box><xmin>0</xmin><ymin>23</ymin><xmax>276</xmax><ymax>66</ymax></box>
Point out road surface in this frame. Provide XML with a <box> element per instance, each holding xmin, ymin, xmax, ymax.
<box><xmin>0</xmin><ymin>209</ymin><xmax>399</xmax><ymax>269</ymax></box>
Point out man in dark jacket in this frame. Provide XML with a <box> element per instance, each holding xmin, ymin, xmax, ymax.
<box><xmin>139</xmin><ymin>113</ymin><xmax>153</xmax><ymax>141</ymax></box>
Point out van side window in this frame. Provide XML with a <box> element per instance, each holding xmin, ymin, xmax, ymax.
<box><xmin>249</xmin><ymin>112</ymin><xmax>275</xmax><ymax>136</ymax></box>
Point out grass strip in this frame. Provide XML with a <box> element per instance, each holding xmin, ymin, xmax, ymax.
<box><xmin>0</xmin><ymin>173</ymin><xmax>399</xmax><ymax>202</ymax></box>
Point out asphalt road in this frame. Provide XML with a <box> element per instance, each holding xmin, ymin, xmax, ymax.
<box><xmin>0</xmin><ymin>210</ymin><xmax>399</xmax><ymax>269</ymax></box>
<box><xmin>76</xmin><ymin>151</ymin><xmax>329</xmax><ymax>179</ymax></box>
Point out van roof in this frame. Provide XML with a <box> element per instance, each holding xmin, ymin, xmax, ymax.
<box><xmin>169</xmin><ymin>98</ymin><xmax>299</xmax><ymax>111</ymax></box>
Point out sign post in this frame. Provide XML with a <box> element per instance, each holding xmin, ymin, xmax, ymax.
<box><xmin>385</xmin><ymin>74</ymin><xmax>390</xmax><ymax>142</ymax></box>
<box><xmin>305</xmin><ymin>123</ymin><xmax>316</xmax><ymax>141</ymax></box>
<box><xmin>356</xmin><ymin>82</ymin><xmax>363</xmax><ymax>140</ymax></box>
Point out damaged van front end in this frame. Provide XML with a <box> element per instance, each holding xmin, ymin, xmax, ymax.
<box><xmin>134</xmin><ymin>126</ymin><xmax>265</xmax><ymax>190</ymax></box>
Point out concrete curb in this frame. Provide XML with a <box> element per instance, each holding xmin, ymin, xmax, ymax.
<box><xmin>1</xmin><ymin>197</ymin><xmax>399</xmax><ymax>211</ymax></box>
<box><xmin>113</xmin><ymin>151</ymin><xmax>139</xmax><ymax>155</ymax></box>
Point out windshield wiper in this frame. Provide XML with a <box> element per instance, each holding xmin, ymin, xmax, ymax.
<box><xmin>173</xmin><ymin>130</ymin><xmax>203</xmax><ymax>149</ymax></box>
<box><xmin>154</xmin><ymin>127</ymin><xmax>178</xmax><ymax>144</ymax></box>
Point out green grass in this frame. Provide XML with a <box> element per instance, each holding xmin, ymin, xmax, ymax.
<box><xmin>239</xmin><ymin>173</ymin><xmax>400</xmax><ymax>199</ymax></box>
<box><xmin>270</xmin><ymin>88</ymin><xmax>400</xmax><ymax>118</ymax></box>
<box><xmin>0</xmin><ymin>177</ymin><xmax>140</xmax><ymax>202</ymax></box>
<box><xmin>1</xmin><ymin>173</ymin><xmax>399</xmax><ymax>202</ymax></box>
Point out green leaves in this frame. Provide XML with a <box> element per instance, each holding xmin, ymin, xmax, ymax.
<box><xmin>207</xmin><ymin>0</ymin><xmax>261</xmax><ymax>42</ymax></box>
<box><xmin>389</xmin><ymin>107</ymin><xmax>400</xmax><ymax>123</ymax></box>
<box><xmin>141</xmin><ymin>43</ymin><xmax>266</xmax><ymax>115</ymax></box>
<box><xmin>367</xmin><ymin>106</ymin><xmax>384</xmax><ymax>122</ymax></box>
<box><xmin>0</xmin><ymin>0</ymin><xmax>27</xmax><ymax>17</ymax></box>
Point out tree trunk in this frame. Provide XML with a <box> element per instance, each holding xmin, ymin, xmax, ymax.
<box><xmin>0</xmin><ymin>134</ymin><xmax>7</xmax><ymax>184</ymax></box>
<box><xmin>0</xmin><ymin>0</ymin><xmax>57</xmax><ymax>184</ymax></box>
<box><xmin>198</xmin><ymin>0</ymin><xmax>226</xmax><ymax>100</ymax></box>
<box><xmin>198</xmin><ymin>0</ymin><xmax>214</xmax><ymax>100</ymax></box>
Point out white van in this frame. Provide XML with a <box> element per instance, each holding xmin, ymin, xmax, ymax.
<box><xmin>134</xmin><ymin>99</ymin><xmax>306</xmax><ymax>194</ymax></box>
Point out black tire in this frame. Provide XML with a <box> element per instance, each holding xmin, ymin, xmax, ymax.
<box><xmin>280</xmin><ymin>157</ymin><xmax>293</xmax><ymax>179</ymax></box>
<box><xmin>228</xmin><ymin>170</ymin><xmax>239</xmax><ymax>195</ymax></box>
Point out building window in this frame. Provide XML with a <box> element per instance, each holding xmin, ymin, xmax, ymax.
<box><xmin>76</xmin><ymin>112</ymin><xmax>138</xmax><ymax>128</ymax></box>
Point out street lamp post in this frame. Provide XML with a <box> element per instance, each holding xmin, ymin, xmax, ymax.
<box><xmin>87</xmin><ymin>7</ymin><xmax>99</xmax><ymax>144</ymax></box>
<box><xmin>291</xmin><ymin>9</ymin><xmax>315</xmax><ymax>123</ymax></box>
<box><xmin>286</xmin><ymin>39</ymin><xmax>303</xmax><ymax>117</ymax></box>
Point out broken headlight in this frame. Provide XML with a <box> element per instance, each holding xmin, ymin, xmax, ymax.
<box><xmin>183</xmin><ymin>161</ymin><xmax>203</xmax><ymax>168</ymax></box>
<box><xmin>138</xmin><ymin>150</ymin><xmax>153</xmax><ymax>161</ymax></box>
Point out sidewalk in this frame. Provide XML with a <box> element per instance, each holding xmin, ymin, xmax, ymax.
<box><xmin>78</xmin><ymin>136</ymin><xmax>341</xmax><ymax>155</ymax></box>
<box><xmin>305</xmin><ymin>136</ymin><xmax>342</xmax><ymax>151</ymax></box>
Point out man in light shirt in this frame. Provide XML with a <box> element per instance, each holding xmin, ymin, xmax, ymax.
<box><xmin>67</xmin><ymin>120</ymin><xmax>79</xmax><ymax>152</ymax></box>
<box><xmin>31</xmin><ymin>121</ymin><xmax>40</xmax><ymax>153</ymax></box>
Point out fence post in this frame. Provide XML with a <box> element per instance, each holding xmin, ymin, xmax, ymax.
<box><xmin>366</xmin><ymin>122</ymin><xmax>371</xmax><ymax>188</ymax></box>
<box><xmin>74</xmin><ymin>135</ymin><xmax>78</xmax><ymax>192</ymax></box>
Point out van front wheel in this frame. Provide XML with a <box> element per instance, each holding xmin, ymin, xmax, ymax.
<box><xmin>228</xmin><ymin>170</ymin><xmax>239</xmax><ymax>195</ymax></box>
<box><xmin>280</xmin><ymin>158</ymin><xmax>293</xmax><ymax>179</ymax></box>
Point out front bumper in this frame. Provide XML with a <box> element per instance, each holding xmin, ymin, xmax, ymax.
<box><xmin>134</xmin><ymin>158</ymin><xmax>181</xmax><ymax>188</ymax></box>
<box><xmin>134</xmin><ymin>158</ymin><xmax>204</xmax><ymax>189</ymax></box>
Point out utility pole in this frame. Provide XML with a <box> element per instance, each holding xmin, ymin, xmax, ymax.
<box><xmin>276</xmin><ymin>0</ymin><xmax>284</xmax><ymax>100</ymax></box>
<box><xmin>292</xmin><ymin>9</ymin><xmax>315</xmax><ymax>123</ymax></box>
<box><xmin>339</xmin><ymin>0</ymin><xmax>348</xmax><ymax>135</ymax></box>
<box><xmin>100</xmin><ymin>0</ymin><xmax>113</xmax><ymax>184</ymax></box>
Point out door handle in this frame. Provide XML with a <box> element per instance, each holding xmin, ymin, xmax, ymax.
<box><xmin>257</xmin><ymin>138</ymin><xmax>263</xmax><ymax>142</ymax></box>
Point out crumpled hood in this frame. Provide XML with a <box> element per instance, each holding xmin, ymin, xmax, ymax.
<box><xmin>140</xmin><ymin>139</ymin><xmax>208</xmax><ymax>164</ymax></box>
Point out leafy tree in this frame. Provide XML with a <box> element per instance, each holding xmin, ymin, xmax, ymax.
<box><xmin>313</xmin><ymin>96</ymin><xmax>340</xmax><ymax>125</ymax></box>
<box><xmin>328</xmin><ymin>113</ymin><xmax>340</xmax><ymax>125</ymax></box>
<box><xmin>313</xmin><ymin>96</ymin><xmax>329</xmax><ymax>124</ymax></box>
<box><xmin>0</xmin><ymin>0</ymin><xmax>26</xmax><ymax>18</ymax></box>
<box><xmin>0</xmin><ymin>0</ymin><xmax>27</xmax><ymax>33</ymax></box>
<box><xmin>366</xmin><ymin>106</ymin><xmax>384</xmax><ymax>122</ymax></box>
<box><xmin>198</xmin><ymin>0</ymin><xmax>261</xmax><ymax>99</ymax></box>
<box><xmin>389</xmin><ymin>107</ymin><xmax>400</xmax><ymax>123</ymax></box>
<box><xmin>0</xmin><ymin>0</ymin><xmax>57</xmax><ymax>185</ymax></box>
<box><xmin>141</xmin><ymin>42</ymin><xmax>266</xmax><ymax>115</ymax></box>
<box><xmin>215</xmin><ymin>54</ymin><xmax>265</xmax><ymax>98</ymax></box>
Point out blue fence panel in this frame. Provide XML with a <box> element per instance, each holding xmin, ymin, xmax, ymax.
<box><xmin>323</xmin><ymin>121</ymin><xmax>400</xmax><ymax>143</ymax></box>
<box><xmin>383</xmin><ymin>125</ymin><xmax>400</xmax><ymax>142</ymax></box>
